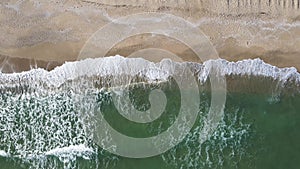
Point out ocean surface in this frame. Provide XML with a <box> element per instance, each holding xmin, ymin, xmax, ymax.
<box><xmin>0</xmin><ymin>56</ymin><xmax>299</xmax><ymax>169</ymax></box>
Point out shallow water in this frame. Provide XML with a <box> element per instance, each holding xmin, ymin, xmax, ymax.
<box><xmin>0</xmin><ymin>57</ymin><xmax>299</xmax><ymax>169</ymax></box>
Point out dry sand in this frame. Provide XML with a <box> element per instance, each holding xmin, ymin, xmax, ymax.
<box><xmin>0</xmin><ymin>0</ymin><xmax>299</xmax><ymax>72</ymax></box>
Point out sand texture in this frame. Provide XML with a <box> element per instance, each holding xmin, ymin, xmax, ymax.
<box><xmin>0</xmin><ymin>0</ymin><xmax>299</xmax><ymax>72</ymax></box>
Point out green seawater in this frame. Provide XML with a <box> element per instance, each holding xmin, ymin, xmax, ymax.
<box><xmin>0</xmin><ymin>81</ymin><xmax>300</xmax><ymax>169</ymax></box>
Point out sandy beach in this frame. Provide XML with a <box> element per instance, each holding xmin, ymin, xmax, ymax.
<box><xmin>1</xmin><ymin>1</ymin><xmax>300</xmax><ymax>168</ymax></box>
<box><xmin>0</xmin><ymin>0</ymin><xmax>299</xmax><ymax>72</ymax></box>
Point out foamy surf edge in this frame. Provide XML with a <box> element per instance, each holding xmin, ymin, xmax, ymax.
<box><xmin>0</xmin><ymin>55</ymin><xmax>299</xmax><ymax>88</ymax></box>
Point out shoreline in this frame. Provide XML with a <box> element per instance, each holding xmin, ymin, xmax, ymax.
<box><xmin>1</xmin><ymin>56</ymin><xmax>299</xmax><ymax>95</ymax></box>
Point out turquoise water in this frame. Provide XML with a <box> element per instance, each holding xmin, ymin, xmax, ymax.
<box><xmin>0</xmin><ymin>57</ymin><xmax>300</xmax><ymax>169</ymax></box>
<box><xmin>0</xmin><ymin>77</ymin><xmax>299</xmax><ymax>169</ymax></box>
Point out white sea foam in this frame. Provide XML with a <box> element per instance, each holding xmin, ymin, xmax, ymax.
<box><xmin>45</xmin><ymin>144</ymin><xmax>95</xmax><ymax>160</ymax></box>
<box><xmin>45</xmin><ymin>144</ymin><xmax>94</xmax><ymax>155</ymax></box>
<box><xmin>0</xmin><ymin>150</ymin><xmax>8</xmax><ymax>157</ymax></box>
<box><xmin>6</xmin><ymin>145</ymin><xmax>95</xmax><ymax>160</ymax></box>
<box><xmin>0</xmin><ymin>55</ymin><xmax>299</xmax><ymax>89</ymax></box>
<box><xmin>200</xmin><ymin>58</ymin><xmax>300</xmax><ymax>84</ymax></box>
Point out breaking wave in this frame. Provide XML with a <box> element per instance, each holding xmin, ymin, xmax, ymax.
<box><xmin>1</xmin><ymin>55</ymin><xmax>299</xmax><ymax>88</ymax></box>
<box><xmin>0</xmin><ymin>55</ymin><xmax>299</xmax><ymax>168</ymax></box>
